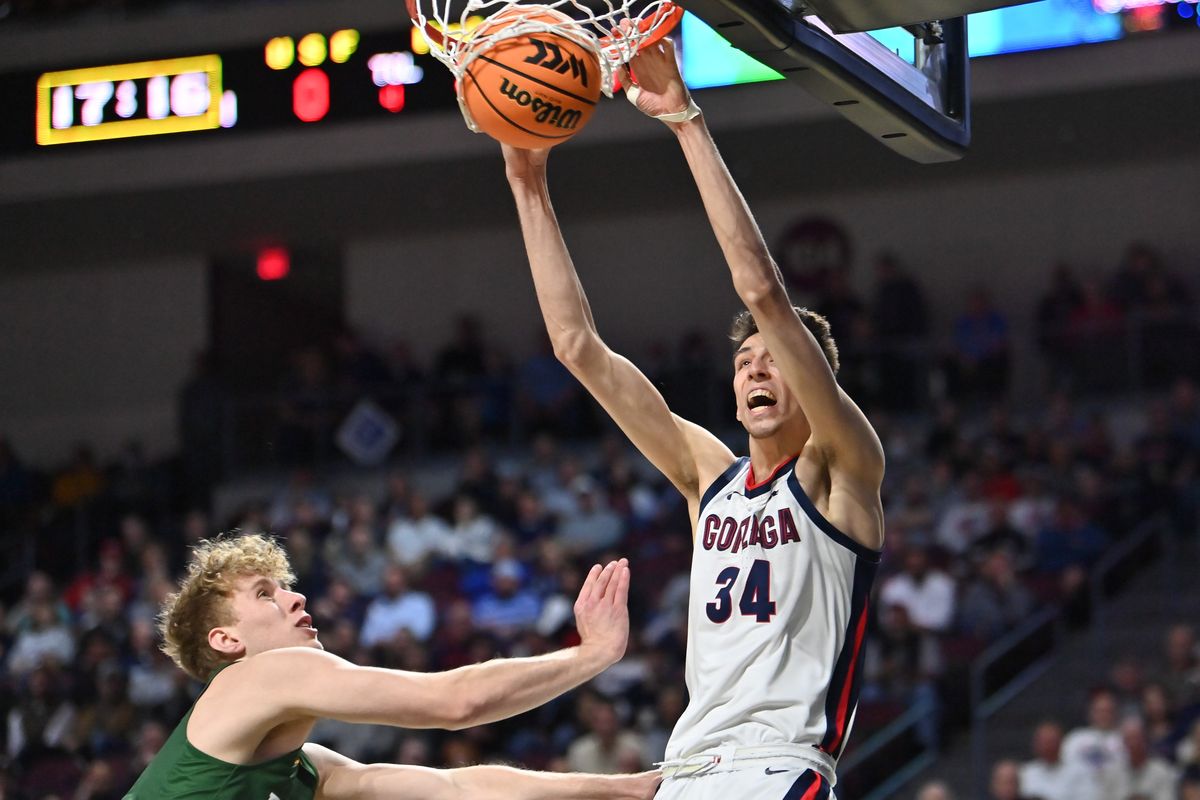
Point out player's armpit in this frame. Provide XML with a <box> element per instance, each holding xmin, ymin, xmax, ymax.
<box><xmin>751</xmin><ymin>294</ymin><xmax>885</xmax><ymax>485</ymax></box>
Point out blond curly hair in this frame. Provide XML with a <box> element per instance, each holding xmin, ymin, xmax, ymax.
<box><xmin>159</xmin><ymin>533</ymin><xmax>296</xmax><ymax>681</ymax></box>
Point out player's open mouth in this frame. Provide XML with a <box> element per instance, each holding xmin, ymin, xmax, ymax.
<box><xmin>296</xmin><ymin>614</ymin><xmax>315</xmax><ymax>630</ymax></box>
<box><xmin>747</xmin><ymin>389</ymin><xmax>777</xmax><ymax>409</ymax></box>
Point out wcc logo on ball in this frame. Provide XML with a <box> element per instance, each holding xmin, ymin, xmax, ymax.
<box><xmin>523</xmin><ymin>38</ymin><xmax>590</xmax><ymax>88</ymax></box>
<box><xmin>498</xmin><ymin>78</ymin><xmax>584</xmax><ymax>130</ymax></box>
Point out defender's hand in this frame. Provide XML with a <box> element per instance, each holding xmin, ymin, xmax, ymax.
<box><xmin>619</xmin><ymin>36</ymin><xmax>692</xmax><ymax>121</ymax></box>
<box><xmin>502</xmin><ymin>142</ymin><xmax>550</xmax><ymax>182</ymax></box>
<box><xmin>573</xmin><ymin>558</ymin><xmax>631</xmax><ymax>667</ymax></box>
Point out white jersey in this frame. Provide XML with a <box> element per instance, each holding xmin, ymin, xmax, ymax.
<box><xmin>665</xmin><ymin>456</ymin><xmax>880</xmax><ymax>766</ymax></box>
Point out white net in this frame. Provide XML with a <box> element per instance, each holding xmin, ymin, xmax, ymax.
<box><xmin>407</xmin><ymin>0</ymin><xmax>681</xmax><ymax>103</ymax></box>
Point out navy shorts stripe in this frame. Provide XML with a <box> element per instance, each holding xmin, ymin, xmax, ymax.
<box><xmin>782</xmin><ymin>769</ymin><xmax>831</xmax><ymax>800</ymax></box>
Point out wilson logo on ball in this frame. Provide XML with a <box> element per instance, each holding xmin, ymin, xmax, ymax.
<box><xmin>522</xmin><ymin>38</ymin><xmax>590</xmax><ymax>87</ymax></box>
<box><xmin>498</xmin><ymin>78</ymin><xmax>584</xmax><ymax>129</ymax></box>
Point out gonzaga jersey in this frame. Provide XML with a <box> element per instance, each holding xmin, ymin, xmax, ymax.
<box><xmin>665</xmin><ymin>455</ymin><xmax>880</xmax><ymax>764</ymax></box>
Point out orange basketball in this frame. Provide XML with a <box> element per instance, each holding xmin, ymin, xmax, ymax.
<box><xmin>460</xmin><ymin>6</ymin><xmax>601</xmax><ymax>149</ymax></box>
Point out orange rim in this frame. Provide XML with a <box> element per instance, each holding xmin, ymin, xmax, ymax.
<box><xmin>599</xmin><ymin>2</ymin><xmax>684</xmax><ymax>52</ymax></box>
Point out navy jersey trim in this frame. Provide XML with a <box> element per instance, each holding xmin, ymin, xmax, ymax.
<box><xmin>818</xmin><ymin>555</ymin><xmax>877</xmax><ymax>758</ymax></box>
<box><xmin>784</xmin><ymin>471</ymin><xmax>881</xmax><ymax>563</ymax></box>
<box><xmin>699</xmin><ymin>457</ymin><xmax>749</xmax><ymax>511</ymax></box>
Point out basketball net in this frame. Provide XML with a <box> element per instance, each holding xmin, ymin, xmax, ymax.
<box><xmin>406</xmin><ymin>0</ymin><xmax>682</xmax><ymax>135</ymax></box>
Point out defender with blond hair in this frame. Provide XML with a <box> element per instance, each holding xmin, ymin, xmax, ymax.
<box><xmin>126</xmin><ymin>533</ymin><xmax>658</xmax><ymax>799</ymax></box>
<box><xmin>503</xmin><ymin>37</ymin><xmax>883</xmax><ymax>800</ymax></box>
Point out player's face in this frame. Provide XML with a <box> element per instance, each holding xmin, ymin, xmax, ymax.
<box><xmin>732</xmin><ymin>334</ymin><xmax>801</xmax><ymax>439</ymax></box>
<box><xmin>225</xmin><ymin>574</ymin><xmax>322</xmax><ymax>658</ymax></box>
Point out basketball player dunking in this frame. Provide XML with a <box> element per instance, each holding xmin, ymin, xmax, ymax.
<box><xmin>125</xmin><ymin>533</ymin><xmax>659</xmax><ymax>799</ymax></box>
<box><xmin>502</xmin><ymin>37</ymin><xmax>885</xmax><ymax>800</ymax></box>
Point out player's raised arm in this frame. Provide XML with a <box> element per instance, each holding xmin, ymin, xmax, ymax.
<box><xmin>623</xmin><ymin>41</ymin><xmax>885</xmax><ymax>497</ymax></box>
<box><xmin>305</xmin><ymin>743</ymin><xmax>660</xmax><ymax>800</ymax></box>
<box><xmin>248</xmin><ymin>559</ymin><xmax>631</xmax><ymax>730</ymax></box>
<box><xmin>502</xmin><ymin>145</ymin><xmax>733</xmax><ymax>502</ymax></box>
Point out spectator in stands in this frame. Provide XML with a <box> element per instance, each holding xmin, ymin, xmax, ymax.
<box><xmin>968</xmin><ymin>499</ymin><xmax>1032</xmax><ymax>571</ymax></box>
<box><xmin>870</xmin><ymin>252</ymin><xmax>930</xmax><ymax>411</ymax></box>
<box><xmin>948</xmin><ymin>287</ymin><xmax>1011</xmax><ymax>401</ymax></box>
<box><xmin>7</xmin><ymin>601</ymin><xmax>75</xmax><ymax>677</ymax></box>
<box><xmin>558</xmin><ymin>476</ymin><xmax>624</xmax><ymax>558</ymax></box>
<box><xmin>1182</xmin><ymin>768</ymin><xmax>1200</xmax><ymax>800</ymax></box>
<box><xmin>471</xmin><ymin>559</ymin><xmax>543</xmax><ymax>639</ymax></box>
<box><xmin>957</xmin><ymin>550</ymin><xmax>1034</xmax><ymax>639</ymax></box>
<box><xmin>4</xmin><ymin>572</ymin><xmax>71</xmax><ymax>635</ymax></box>
<box><xmin>1158</xmin><ymin>624</ymin><xmax>1200</xmax><ymax>708</ymax></box>
<box><xmin>70</xmin><ymin>663</ymin><xmax>137</xmax><ymax>757</ymax></box>
<box><xmin>445</xmin><ymin>493</ymin><xmax>500</xmax><ymax>564</ymax></box>
<box><xmin>6</xmin><ymin>665</ymin><xmax>75</xmax><ymax>760</ymax></box>
<box><xmin>1062</xmin><ymin>688</ymin><xmax>1127</xmax><ymax>794</ymax></box>
<box><xmin>276</xmin><ymin>347</ymin><xmax>335</xmax><ymax>464</ymax></box>
<box><xmin>328</xmin><ymin>522</ymin><xmax>389</xmax><ymax>597</ymax></box>
<box><xmin>1109</xmin><ymin>655</ymin><xmax>1147</xmax><ymax>720</ymax></box>
<box><xmin>1178</xmin><ymin>719</ymin><xmax>1200</xmax><ymax>772</ymax></box>
<box><xmin>332</xmin><ymin>327</ymin><xmax>392</xmax><ymax>396</ymax></box>
<box><xmin>517</xmin><ymin>332</ymin><xmax>586</xmax><ymax>437</ymax></box>
<box><xmin>51</xmin><ymin>443</ymin><xmax>105</xmax><ymax>509</ymax></box>
<box><xmin>989</xmin><ymin>759</ymin><xmax>1032</xmax><ymax>800</ymax></box>
<box><xmin>880</xmin><ymin>547</ymin><xmax>956</xmax><ymax>634</ymax></box>
<box><xmin>125</xmin><ymin>619</ymin><xmax>178</xmax><ymax>711</ymax></box>
<box><xmin>1033</xmin><ymin>496</ymin><xmax>1107</xmax><ymax>609</ymax></box>
<box><xmin>1035</xmin><ymin>263</ymin><xmax>1084</xmax><ymax>383</ymax></box>
<box><xmin>1064</xmin><ymin>277</ymin><xmax>1126</xmax><ymax>392</ymax></box>
<box><xmin>1111</xmin><ymin>718</ymin><xmax>1178</xmax><ymax>800</ymax></box>
<box><xmin>1138</xmin><ymin>681</ymin><xmax>1177</xmax><ymax>758</ymax></box>
<box><xmin>566</xmin><ymin>694</ymin><xmax>645</xmax><ymax>775</ymax></box>
<box><xmin>914</xmin><ymin>779</ymin><xmax>955</xmax><ymax>800</ymax></box>
<box><xmin>0</xmin><ymin>435</ymin><xmax>33</xmax><ymax>523</ymax></box>
<box><xmin>862</xmin><ymin>601</ymin><xmax>943</xmax><ymax>748</ymax></box>
<box><xmin>386</xmin><ymin>490</ymin><xmax>451</xmax><ymax>570</ymax></box>
<box><xmin>936</xmin><ymin>470</ymin><xmax>991</xmax><ymax>556</ymax></box>
<box><xmin>360</xmin><ymin>563</ymin><xmax>436</xmax><ymax>647</ymax></box>
<box><xmin>63</xmin><ymin>539</ymin><xmax>133</xmax><ymax>613</ymax></box>
<box><xmin>1020</xmin><ymin>719</ymin><xmax>1094</xmax><ymax>800</ymax></box>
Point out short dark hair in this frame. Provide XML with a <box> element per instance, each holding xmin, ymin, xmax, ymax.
<box><xmin>729</xmin><ymin>307</ymin><xmax>840</xmax><ymax>374</ymax></box>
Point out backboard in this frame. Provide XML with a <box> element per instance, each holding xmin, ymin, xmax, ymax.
<box><xmin>680</xmin><ymin>0</ymin><xmax>1037</xmax><ymax>162</ymax></box>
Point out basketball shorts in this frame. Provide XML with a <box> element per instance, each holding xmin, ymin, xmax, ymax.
<box><xmin>654</xmin><ymin>744</ymin><xmax>836</xmax><ymax>800</ymax></box>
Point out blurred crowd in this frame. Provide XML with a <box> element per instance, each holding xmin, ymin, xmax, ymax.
<box><xmin>913</xmin><ymin>622</ymin><xmax>1200</xmax><ymax>800</ymax></box>
<box><xmin>0</xmin><ymin>241</ymin><xmax>1198</xmax><ymax>799</ymax></box>
<box><xmin>184</xmin><ymin>242</ymin><xmax>1199</xmax><ymax>487</ymax></box>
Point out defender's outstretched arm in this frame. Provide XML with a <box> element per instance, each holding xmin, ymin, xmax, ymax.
<box><xmin>306</xmin><ymin>744</ymin><xmax>661</xmax><ymax>800</ymax></box>
<box><xmin>241</xmin><ymin>560</ymin><xmax>630</xmax><ymax>730</ymax></box>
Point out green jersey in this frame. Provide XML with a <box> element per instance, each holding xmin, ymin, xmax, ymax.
<box><xmin>124</xmin><ymin>666</ymin><xmax>319</xmax><ymax>799</ymax></box>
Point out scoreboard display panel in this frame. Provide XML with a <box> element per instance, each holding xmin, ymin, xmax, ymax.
<box><xmin>0</xmin><ymin>27</ymin><xmax>459</xmax><ymax>155</ymax></box>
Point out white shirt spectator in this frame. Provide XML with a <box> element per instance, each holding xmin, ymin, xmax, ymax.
<box><xmin>1008</xmin><ymin>494</ymin><xmax>1056</xmax><ymax>540</ymax></box>
<box><xmin>1063</xmin><ymin>727</ymin><xmax>1124</xmax><ymax>770</ymax></box>
<box><xmin>880</xmin><ymin>568</ymin><xmax>956</xmax><ymax>633</ymax></box>
<box><xmin>1110</xmin><ymin>757</ymin><xmax>1179</xmax><ymax>800</ymax></box>
<box><xmin>360</xmin><ymin>566</ymin><xmax>436</xmax><ymax>646</ymax></box>
<box><xmin>386</xmin><ymin>513</ymin><xmax>450</xmax><ymax>567</ymax></box>
<box><xmin>1020</xmin><ymin>758</ymin><xmax>1100</xmax><ymax>800</ymax></box>
<box><xmin>7</xmin><ymin>621</ymin><xmax>75</xmax><ymax>676</ymax></box>
<box><xmin>935</xmin><ymin>498</ymin><xmax>991</xmax><ymax>554</ymax></box>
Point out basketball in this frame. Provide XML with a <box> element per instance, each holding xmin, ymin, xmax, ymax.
<box><xmin>459</xmin><ymin>6</ymin><xmax>601</xmax><ymax>149</ymax></box>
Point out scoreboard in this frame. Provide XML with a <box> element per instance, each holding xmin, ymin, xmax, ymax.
<box><xmin>1</xmin><ymin>27</ymin><xmax>460</xmax><ymax>155</ymax></box>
